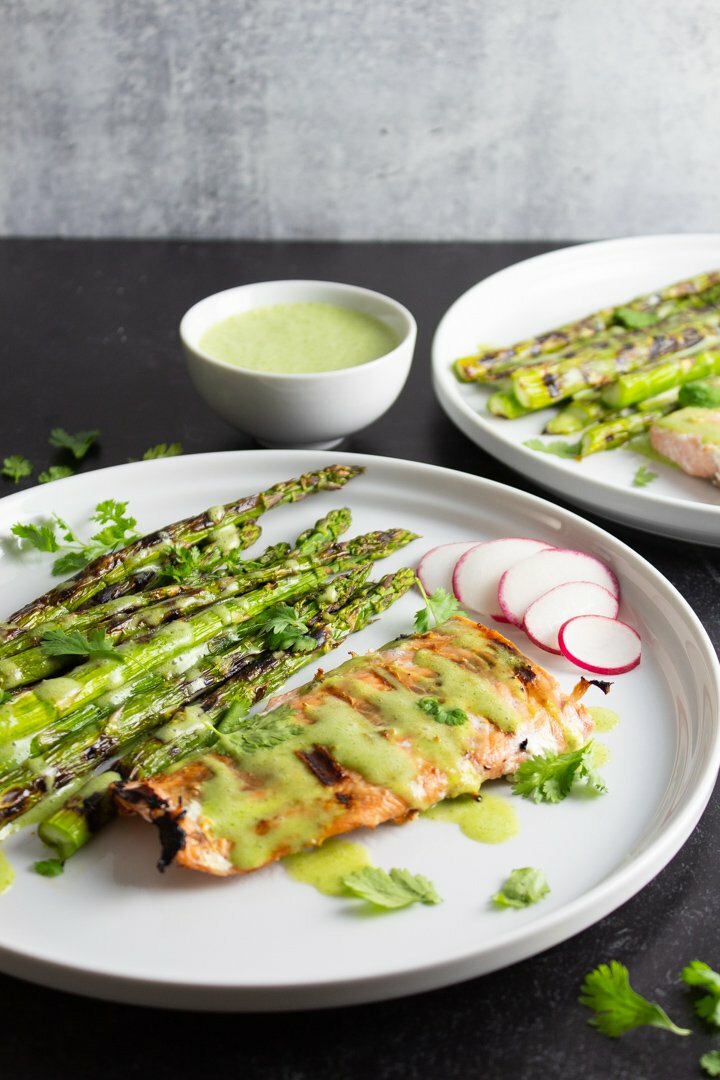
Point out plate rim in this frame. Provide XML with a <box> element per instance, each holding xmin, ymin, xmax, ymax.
<box><xmin>431</xmin><ymin>234</ymin><xmax>720</xmax><ymax>545</ymax></box>
<box><xmin>0</xmin><ymin>447</ymin><xmax>718</xmax><ymax>1010</ymax></box>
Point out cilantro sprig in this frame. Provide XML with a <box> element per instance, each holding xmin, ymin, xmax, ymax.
<box><xmin>523</xmin><ymin>438</ymin><xmax>582</xmax><ymax>459</ymax></box>
<box><xmin>142</xmin><ymin>442</ymin><xmax>183</xmax><ymax>460</ymax></box>
<box><xmin>492</xmin><ymin>867</ymin><xmax>550</xmax><ymax>909</ymax></box>
<box><xmin>49</xmin><ymin>428</ymin><xmax>99</xmax><ymax>460</ymax></box>
<box><xmin>632</xmin><ymin>464</ymin><xmax>658</xmax><ymax>488</ymax></box>
<box><xmin>512</xmin><ymin>742</ymin><xmax>606</xmax><ymax>803</ymax></box>
<box><xmin>613</xmin><ymin>307</ymin><xmax>659</xmax><ymax>330</ymax></box>
<box><xmin>342</xmin><ymin>866</ymin><xmax>442</xmax><ymax>910</ymax></box>
<box><xmin>682</xmin><ymin>960</ymin><xmax>720</xmax><ymax>1027</ymax></box>
<box><xmin>38</xmin><ymin>465</ymin><xmax>74</xmax><ymax>484</ymax></box>
<box><xmin>413</xmin><ymin>581</ymin><xmax>464</xmax><ymax>634</ymax></box>
<box><xmin>215</xmin><ymin>704</ymin><xmax>303</xmax><ymax>756</ymax></box>
<box><xmin>33</xmin><ymin>858</ymin><xmax>65</xmax><ymax>878</ymax></box>
<box><xmin>40</xmin><ymin>628</ymin><xmax>123</xmax><ymax>661</ymax></box>
<box><xmin>701</xmin><ymin>1051</ymin><xmax>720</xmax><ymax>1077</ymax></box>
<box><xmin>262</xmin><ymin>604</ymin><xmax>317</xmax><ymax>652</ymax></box>
<box><xmin>2</xmin><ymin>455</ymin><xmax>33</xmax><ymax>484</ymax></box>
<box><xmin>579</xmin><ymin>961</ymin><xmax>690</xmax><ymax>1037</ymax></box>
<box><xmin>11</xmin><ymin>499</ymin><xmax>140</xmax><ymax>576</ymax></box>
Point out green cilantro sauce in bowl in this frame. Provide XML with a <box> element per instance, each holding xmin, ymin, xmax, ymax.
<box><xmin>181</xmin><ymin>281</ymin><xmax>416</xmax><ymax>448</ymax></box>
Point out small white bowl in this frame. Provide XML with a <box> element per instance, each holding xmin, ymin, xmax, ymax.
<box><xmin>180</xmin><ymin>279</ymin><xmax>417</xmax><ymax>449</ymax></box>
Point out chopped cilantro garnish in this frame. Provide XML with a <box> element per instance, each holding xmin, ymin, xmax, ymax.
<box><xmin>11</xmin><ymin>521</ymin><xmax>60</xmax><ymax>552</ymax></box>
<box><xmin>262</xmin><ymin>604</ymin><xmax>317</xmax><ymax>652</ymax></box>
<box><xmin>523</xmin><ymin>438</ymin><xmax>582</xmax><ymax>459</ymax></box>
<box><xmin>33</xmin><ymin>858</ymin><xmax>65</xmax><ymax>878</ymax></box>
<box><xmin>342</xmin><ymin>866</ymin><xmax>442</xmax><ymax>910</ymax></box>
<box><xmin>512</xmin><ymin>742</ymin><xmax>606</xmax><ymax>803</ymax></box>
<box><xmin>413</xmin><ymin>581</ymin><xmax>463</xmax><ymax>633</ymax></box>
<box><xmin>417</xmin><ymin>696</ymin><xmax>467</xmax><ymax>726</ymax></box>
<box><xmin>632</xmin><ymin>464</ymin><xmax>658</xmax><ymax>487</ymax></box>
<box><xmin>492</xmin><ymin>867</ymin><xmax>549</xmax><ymax>909</ymax></box>
<box><xmin>701</xmin><ymin>1051</ymin><xmax>720</xmax><ymax>1077</ymax></box>
<box><xmin>40</xmin><ymin>628</ymin><xmax>123</xmax><ymax>661</ymax></box>
<box><xmin>613</xmin><ymin>307</ymin><xmax>659</xmax><ymax>330</ymax></box>
<box><xmin>2</xmin><ymin>455</ymin><xmax>33</xmax><ymax>483</ymax></box>
<box><xmin>142</xmin><ymin>442</ymin><xmax>183</xmax><ymax>460</ymax></box>
<box><xmin>49</xmin><ymin>428</ymin><xmax>99</xmax><ymax>460</ymax></box>
<box><xmin>38</xmin><ymin>465</ymin><xmax>74</xmax><ymax>484</ymax></box>
<box><xmin>682</xmin><ymin>960</ymin><xmax>720</xmax><ymax>1027</ymax></box>
<box><xmin>216</xmin><ymin>704</ymin><xmax>303</xmax><ymax>755</ymax></box>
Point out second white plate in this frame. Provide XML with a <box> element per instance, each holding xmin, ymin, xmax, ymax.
<box><xmin>432</xmin><ymin>234</ymin><xmax>720</xmax><ymax>546</ymax></box>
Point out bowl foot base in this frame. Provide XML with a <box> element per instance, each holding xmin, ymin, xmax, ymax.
<box><xmin>255</xmin><ymin>437</ymin><xmax>345</xmax><ymax>451</ymax></box>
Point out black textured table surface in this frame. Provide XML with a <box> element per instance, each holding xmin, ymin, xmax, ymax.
<box><xmin>1</xmin><ymin>240</ymin><xmax>719</xmax><ymax>1080</ymax></box>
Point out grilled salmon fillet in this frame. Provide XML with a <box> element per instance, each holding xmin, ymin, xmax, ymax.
<box><xmin>115</xmin><ymin>616</ymin><xmax>594</xmax><ymax>876</ymax></box>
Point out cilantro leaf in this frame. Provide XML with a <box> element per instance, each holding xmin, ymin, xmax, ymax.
<box><xmin>678</xmin><ymin>379</ymin><xmax>720</xmax><ymax>409</ymax></box>
<box><xmin>613</xmin><ymin>307</ymin><xmax>659</xmax><ymax>330</ymax></box>
<box><xmin>579</xmin><ymin>961</ymin><xmax>690</xmax><ymax>1037</ymax></box>
<box><xmin>40</xmin><ymin>628</ymin><xmax>122</xmax><ymax>661</ymax></box>
<box><xmin>216</xmin><ymin>704</ymin><xmax>303</xmax><ymax>755</ymax></box>
<box><xmin>701</xmin><ymin>1051</ymin><xmax>720</xmax><ymax>1077</ymax></box>
<box><xmin>632</xmin><ymin>464</ymin><xmax>658</xmax><ymax>488</ymax></box>
<box><xmin>38</xmin><ymin>465</ymin><xmax>74</xmax><ymax>484</ymax></box>
<box><xmin>413</xmin><ymin>581</ymin><xmax>463</xmax><ymax>633</ymax></box>
<box><xmin>33</xmin><ymin>858</ymin><xmax>65</xmax><ymax>877</ymax></box>
<box><xmin>417</xmin><ymin>696</ymin><xmax>467</xmax><ymax>726</ymax></box>
<box><xmin>52</xmin><ymin>550</ymin><xmax>92</xmax><ymax>576</ymax></box>
<box><xmin>342</xmin><ymin>866</ymin><xmax>442</xmax><ymax>909</ymax></box>
<box><xmin>512</xmin><ymin>742</ymin><xmax>606</xmax><ymax>803</ymax></box>
<box><xmin>0</xmin><ymin>690</ymin><xmax>12</xmax><ymax>705</ymax></box>
<box><xmin>142</xmin><ymin>442</ymin><xmax>183</xmax><ymax>460</ymax></box>
<box><xmin>682</xmin><ymin>960</ymin><xmax>720</xmax><ymax>1027</ymax></box>
<box><xmin>2</xmin><ymin>455</ymin><xmax>33</xmax><ymax>483</ymax></box>
<box><xmin>523</xmin><ymin>438</ymin><xmax>582</xmax><ymax>459</ymax></box>
<box><xmin>49</xmin><ymin>428</ymin><xmax>99</xmax><ymax>460</ymax></box>
<box><xmin>492</xmin><ymin>866</ymin><xmax>550</xmax><ymax>909</ymax></box>
<box><xmin>90</xmin><ymin>500</ymin><xmax>138</xmax><ymax>548</ymax></box>
<box><xmin>11</xmin><ymin>521</ymin><xmax>59</xmax><ymax>552</ymax></box>
<box><xmin>262</xmin><ymin>603</ymin><xmax>317</xmax><ymax>652</ymax></box>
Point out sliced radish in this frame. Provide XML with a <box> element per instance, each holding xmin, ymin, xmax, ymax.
<box><xmin>559</xmin><ymin>615</ymin><xmax>641</xmax><ymax>675</ymax></box>
<box><xmin>523</xmin><ymin>581</ymin><xmax>620</xmax><ymax>654</ymax></box>
<box><xmin>417</xmin><ymin>542</ymin><xmax>479</xmax><ymax>597</ymax></box>
<box><xmin>498</xmin><ymin>548</ymin><xmax>620</xmax><ymax>627</ymax></box>
<box><xmin>452</xmin><ymin>537</ymin><xmax>554</xmax><ymax>619</ymax></box>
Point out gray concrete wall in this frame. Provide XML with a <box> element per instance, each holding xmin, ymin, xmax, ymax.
<box><xmin>1</xmin><ymin>0</ymin><xmax>718</xmax><ymax>240</ymax></box>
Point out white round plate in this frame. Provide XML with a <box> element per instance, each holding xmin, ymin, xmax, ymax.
<box><xmin>0</xmin><ymin>450</ymin><xmax>718</xmax><ymax>1010</ymax></box>
<box><xmin>432</xmin><ymin>234</ymin><xmax>720</xmax><ymax>546</ymax></box>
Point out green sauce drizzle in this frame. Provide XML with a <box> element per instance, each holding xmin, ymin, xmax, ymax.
<box><xmin>283</xmin><ymin>839</ymin><xmax>371</xmax><ymax>896</ymax></box>
<box><xmin>424</xmin><ymin>793</ymin><xmax>519</xmax><ymax>844</ymax></box>
<box><xmin>588</xmin><ymin>706</ymin><xmax>620</xmax><ymax>732</ymax></box>
<box><xmin>0</xmin><ymin>849</ymin><xmax>15</xmax><ymax>894</ymax></box>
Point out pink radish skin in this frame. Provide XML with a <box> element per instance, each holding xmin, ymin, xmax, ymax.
<box><xmin>452</xmin><ymin>537</ymin><xmax>554</xmax><ymax>619</ymax></box>
<box><xmin>498</xmin><ymin>548</ymin><xmax>620</xmax><ymax>627</ymax></box>
<box><xmin>417</xmin><ymin>542</ymin><xmax>479</xmax><ymax>597</ymax></box>
<box><xmin>523</xmin><ymin>581</ymin><xmax>620</xmax><ymax>654</ymax></box>
<box><xmin>558</xmin><ymin>615</ymin><xmax>641</xmax><ymax>675</ymax></box>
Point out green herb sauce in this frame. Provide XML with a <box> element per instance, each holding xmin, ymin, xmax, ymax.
<box><xmin>424</xmin><ymin>793</ymin><xmax>519</xmax><ymax>844</ymax></box>
<box><xmin>0</xmin><ymin>849</ymin><xmax>14</xmax><ymax>894</ymax></box>
<box><xmin>283</xmin><ymin>839</ymin><xmax>371</xmax><ymax>896</ymax></box>
<box><xmin>199</xmin><ymin>303</ymin><xmax>399</xmax><ymax>374</ymax></box>
<box><xmin>588</xmin><ymin>706</ymin><xmax>620</xmax><ymax>732</ymax></box>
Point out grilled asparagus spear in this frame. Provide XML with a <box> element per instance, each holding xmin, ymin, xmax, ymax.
<box><xmin>453</xmin><ymin>270</ymin><xmax>720</xmax><ymax>382</ymax></box>
<box><xmin>3</xmin><ymin>464</ymin><xmax>363</xmax><ymax>635</ymax></box>
<box><xmin>512</xmin><ymin>309</ymin><xmax>720</xmax><ymax>411</ymax></box>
